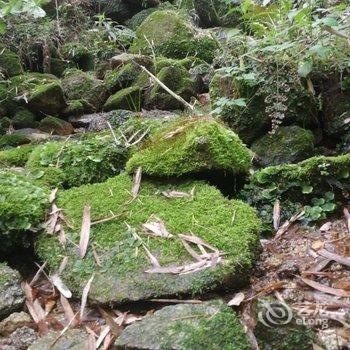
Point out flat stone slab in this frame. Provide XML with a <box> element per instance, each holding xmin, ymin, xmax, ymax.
<box><xmin>115</xmin><ymin>300</ymin><xmax>251</xmax><ymax>350</ymax></box>
<box><xmin>0</xmin><ymin>264</ymin><xmax>25</xmax><ymax>320</ymax></box>
<box><xmin>36</xmin><ymin>174</ymin><xmax>260</xmax><ymax>304</ymax></box>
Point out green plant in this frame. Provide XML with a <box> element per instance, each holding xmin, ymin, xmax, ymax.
<box><xmin>304</xmin><ymin>192</ymin><xmax>337</xmax><ymax>222</ymax></box>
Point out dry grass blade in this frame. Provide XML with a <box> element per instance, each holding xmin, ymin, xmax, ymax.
<box><xmin>228</xmin><ymin>292</ymin><xmax>245</xmax><ymax>307</ymax></box>
<box><xmin>80</xmin><ymin>275</ymin><xmax>94</xmax><ymax>322</ymax></box>
<box><xmin>142</xmin><ymin>216</ymin><xmax>173</xmax><ymax>238</ymax></box>
<box><xmin>98</xmin><ymin>307</ymin><xmax>123</xmax><ymax>338</ymax></box>
<box><xmin>51</xmin><ymin>274</ymin><xmax>72</xmax><ymax>298</ymax></box>
<box><xmin>344</xmin><ymin>208</ymin><xmax>350</xmax><ymax>234</ymax></box>
<box><xmin>142</xmin><ymin>244</ymin><xmax>160</xmax><ymax>267</ymax></box>
<box><xmin>273</xmin><ymin>199</ymin><xmax>281</xmax><ymax>230</ymax></box>
<box><xmin>180</xmin><ymin>237</ymin><xmax>203</xmax><ymax>261</ymax></box>
<box><xmin>26</xmin><ymin>299</ymin><xmax>45</xmax><ymax>324</ymax></box>
<box><xmin>22</xmin><ymin>282</ymin><xmax>35</xmax><ymax>303</ymax></box>
<box><xmin>51</xmin><ymin>311</ymin><xmax>79</xmax><ymax>347</ymax></box>
<box><xmin>300</xmin><ymin>277</ymin><xmax>350</xmax><ymax>297</ymax></box>
<box><xmin>132</xmin><ymin>167</ymin><xmax>142</xmax><ymax>198</ymax></box>
<box><xmin>96</xmin><ymin>325</ymin><xmax>110</xmax><ymax>349</ymax></box>
<box><xmin>79</xmin><ymin>205</ymin><xmax>91</xmax><ymax>259</ymax></box>
<box><xmin>162</xmin><ymin>190</ymin><xmax>190</xmax><ymax>198</ymax></box>
<box><xmin>49</xmin><ymin>188</ymin><xmax>58</xmax><ymax>203</ymax></box>
<box><xmin>58</xmin><ymin>256</ymin><xmax>69</xmax><ymax>275</ymax></box>
<box><xmin>114</xmin><ymin>310</ymin><xmax>142</xmax><ymax>326</ymax></box>
<box><xmin>318</xmin><ymin>249</ymin><xmax>350</xmax><ymax>267</ymax></box>
<box><xmin>60</xmin><ymin>295</ymin><xmax>78</xmax><ymax>326</ymax></box>
<box><xmin>145</xmin><ymin>266</ymin><xmax>182</xmax><ymax>274</ymax></box>
<box><xmin>29</xmin><ymin>262</ymin><xmax>47</xmax><ymax>287</ymax></box>
<box><xmin>178</xmin><ymin>234</ymin><xmax>218</xmax><ymax>252</ymax></box>
<box><xmin>274</xmin><ymin>211</ymin><xmax>304</xmax><ymax>240</ymax></box>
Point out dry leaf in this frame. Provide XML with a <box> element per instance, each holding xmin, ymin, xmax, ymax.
<box><xmin>318</xmin><ymin>249</ymin><xmax>350</xmax><ymax>267</ymax></box>
<box><xmin>228</xmin><ymin>292</ymin><xmax>245</xmax><ymax>307</ymax></box>
<box><xmin>311</xmin><ymin>240</ymin><xmax>324</xmax><ymax>251</ymax></box>
<box><xmin>162</xmin><ymin>190</ymin><xmax>190</xmax><ymax>198</ymax></box>
<box><xmin>273</xmin><ymin>199</ymin><xmax>281</xmax><ymax>230</ymax></box>
<box><xmin>141</xmin><ymin>217</ymin><xmax>173</xmax><ymax>238</ymax></box>
<box><xmin>300</xmin><ymin>277</ymin><xmax>350</xmax><ymax>297</ymax></box>
<box><xmin>142</xmin><ymin>244</ymin><xmax>160</xmax><ymax>267</ymax></box>
<box><xmin>320</xmin><ymin>221</ymin><xmax>332</xmax><ymax>232</ymax></box>
<box><xmin>132</xmin><ymin>167</ymin><xmax>142</xmax><ymax>198</ymax></box>
<box><xmin>274</xmin><ymin>211</ymin><xmax>304</xmax><ymax>240</ymax></box>
<box><xmin>344</xmin><ymin>208</ymin><xmax>350</xmax><ymax>234</ymax></box>
<box><xmin>60</xmin><ymin>295</ymin><xmax>77</xmax><ymax>326</ymax></box>
<box><xmin>79</xmin><ymin>205</ymin><xmax>91</xmax><ymax>259</ymax></box>
<box><xmin>96</xmin><ymin>325</ymin><xmax>110</xmax><ymax>349</ymax></box>
<box><xmin>51</xmin><ymin>274</ymin><xmax>72</xmax><ymax>299</ymax></box>
<box><xmin>49</xmin><ymin>188</ymin><xmax>58</xmax><ymax>203</ymax></box>
<box><xmin>80</xmin><ymin>275</ymin><xmax>94</xmax><ymax>322</ymax></box>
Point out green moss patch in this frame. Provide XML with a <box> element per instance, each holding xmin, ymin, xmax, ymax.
<box><xmin>36</xmin><ymin>173</ymin><xmax>261</xmax><ymax>304</ymax></box>
<box><xmin>26</xmin><ymin>134</ymin><xmax>129</xmax><ymax>188</ymax></box>
<box><xmin>0</xmin><ymin>48</ymin><xmax>23</xmax><ymax>77</ymax></box>
<box><xmin>0</xmin><ymin>134</ymin><xmax>31</xmax><ymax>150</ymax></box>
<box><xmin>126</xmin><ymin>117</ymin><xmax>252</xmax><ymax>177</ymax></box>
<box><xmin>0</xmin><ymin>145</ymin><xmax>35</xmax><ymax>167</ymax></box>
<box><xmin>116</xmin><ymin>300</ymin><xmax>251</xmax><ymax>349</ymax></box>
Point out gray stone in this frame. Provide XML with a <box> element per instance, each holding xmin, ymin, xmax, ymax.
<box><xmin>28</xmin><ymin>329</ymin><xmax>89</xmax><ymax>350</ymax></box>
<box><xmin>115</xmin><ymin>300</ymin><xmax>251</xmax><ymax>350</ymax></box>
<box><xmin>0</xmin><ymin>264</ymin><xmax>25</xmax><ymax>321</ymax></box>
<box><xmin>0</xmin><ymin>312</ymin><xmax>31</xmax><ymax>336</ymax></box>
<box><xmin>9</xmin><ymin>326</ymin><xmax>37</xmax><ymax>349</ymax></box>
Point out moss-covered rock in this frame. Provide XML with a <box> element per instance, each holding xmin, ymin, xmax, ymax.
<box><xmin>146</xmin><ymin>66</ymin><xmax>196</xmax><ymax>110</ymax></box>
<box><xmin>193</xmin><ymin>0</ymin><xmax>242</xmax><ymax>27</ymax></box>
<box><xmin>110</xmin><ymin>53</ymin><xmax>153</xmax><ymax>70</ymax></box>
<box><xmin>26</xmin><ymin>134</ymin><xmax>129</xmax><ymax>188</ymax></box>
<box><xmin>251</xmin><ymin>126</ymin><xmax>315</xmax><ymax>166</ymax></box>
<box><xmin>131</xmin><ymin>10</ymin><xmax>217</xmax><ymax>62</ymax></box>
<box><xmin>0</xmin><ymin>117</ymin><xmax>11</xmax><ymax>129</ymax></box>
<box><xmin>61</xmin><ymin>43</ymin><xmax>95</xmax><ymax>72</ymax></box>
<box><xmin>10</xmin><ymin>73</ymin><xmax>66</xmax><ymax>115</ymax></box>
<box><xmin>35</xmin><ymin>173</ymin><xmax>261</xmax><ymax>303</ymax></box>
<box><xmin>0</xmin><ymin>48</ymin><xmax>23</xmax><ymax>77</ymax></box>
<box><xmin>126</xmin><ymin>117</ymin><xmax>252</xmax><ymax>177</ymax></box>
<box><xmin>62</xmin><ymin>69</ymin><xmax>107</xmax><ymax>110</ymax></box>
<box><xmin>0</xmin><ymin>263</ymin><xmax>25</xmax><ymax>321</ymax></box>
<box><xmin>38</xmin><ymin>116</ymin><xmax>74</xmax><ymax>136</ymax></box>
<box><xmin>12</xmin><ymin>109</ymin><xmax>38</xmax><ymax>129</ymax></box>
<box><xmin>104</xmin><ymin>86</ymin><xmax>143</xmax><ymax>111</ymax></box>
<box><xmin>0</xmin><ymin>170</ymin><xmax>49</xmax><ymax>234</ymax></box>
<box><xmin>0</xmin><ymin>145</ymin><xmax>35</xmax><ymax>167</ymax></box>
<box><xmin>62</xmin><ymin>99</ymin><xmax>95</xmax><ymax>117</ymax></box>
<box><xmin>104</xmin><ymin>62</ymin><xmax>142</xmax><ymax>93</ymax></box>
<box><xmin>210</xmin><ymin>71</ymin><xmax>318</xmax><ymax>144</ymax></box>
<box><xmin>116</xmin><ymin>300</ymin><xmax>251</xmax><ymax>349</ymax></box>
<box><xmin>0</xmin><ymin>134</ymin><xmax>31</xmax><ymax>150</ymax></box>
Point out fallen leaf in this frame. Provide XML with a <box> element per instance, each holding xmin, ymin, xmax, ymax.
<box><xmin>318</xmin><ymin>249</ymin><xmax>350</xmax><ymax>267</ymax></box>
<box><xmin>60</xmin><ymin>295</ymin><xmax>77</xmax><ymax>326</ymax></box>
<box><xmin>96</xmin><ymin>325</ymin><xmax>110</xmax><ymax>349</ymax></box>
<box><xmin>49</xmin><ymin>188</ymin><xmax>58</xmax><ymax>203</ymax></box>
<box><xmin>79</xmin><ymin>205</ymin><xmax>91</xmax><ymax>259</ymax></box>
<box><xmin>162</xmin><ymin>190</ymin><xmax>190</xmax><ymax>198</ymax></box>
<box><xmin>311</xmin><ymin>240</ymin><xmax>324</xmax><ymax>251</ymax></box>
<box><xmin>142</xmin><ymin>216</ymin><xmax>173</xmax><ymax>238</ymax></box>
<box><xmin>228</xmin><ymin>292</ymin><xmax>245</xmax><ymax>307</ymax></box>
<box><xmin>80</xmin><ymin>275</ymin><xmax>94</xmax><ymax>322</ymax></box>
<box><xmin>273</xmin><ymin>199</ymin><xmax>281</xmax><ymax>230</ymax></box>
<box><xmin>300</xmin><ymin>277</ymin><xmax>350</xmax><ymax>297</ymax></box>
<box><xmin>51</xmin><ymin>274</ymin><xmax>72</xmax><ymax>299</ymax></box>
<box><xmin>274</xmin><ymin>211</ymin><xmax>304</xmax><ymax>240</ymax></box>
<box><xmin>132</xmin><ymin>167</ymin><xmax>142</xmax><ymax>198</ymax></box>
<box><xmin>320</xmin><ymin>221</ymin><xmax>332</xmax><ymax>232</ymax></box>
<box><xmin>344</xmin><ymin>208</ymin><xmax>350</xmax><ymax>234</ymax></box>
<box><xmin>142</xmin><ymin>244</ymin><xmax>160</xmax><ymax>267</ymax></box>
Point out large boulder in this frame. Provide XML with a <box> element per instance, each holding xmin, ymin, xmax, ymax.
<box><xmin>10</xmin><ymin>73</ymin><xmax>66</xmax><ymax>116</ymax></box>
<box><xmin>104</xmin><ymin>86</ymin><xmax>143</xmax><ymax>111</ymax></box>
<box><xmin>0</xmin><ymin>48</ymin><xmax>23</xmax><ymax>77</ymax></box>
<box><xmin>126</xmin><ymin>117</ymin><xmax>252</xmax><ymax>177</ymax></box>
<box><xmin>36</xmin><ymin>173</ymin><xmax>261</xmax><ymax>304</ymax></box>
<box><xmin>38</xmin><ymin>116</ymin><xmax>74</xmax><ymax>136</ymax></box>
<box><xmin>116</xmin><ymin>300</ymin><xmax>251</xmax><ymax>349</ymax></box>
<box><xmin>251</xmin><ymin>126</ymin><xmax>315</xmax><ymax>166</ymax></box>
<box><xmin>131</xmin><ymin>10</ymin><xmax>217</xmax><ymax>62</ymax></box>
<box><xmin>0</xmin><ymin>264</ymin><xmax>25</xmax><ymax>320</ymax></box>
<box><xmin>61</xmin><ymin>69</ymin><xmax>107</xmax><ymax>110</ymax></box>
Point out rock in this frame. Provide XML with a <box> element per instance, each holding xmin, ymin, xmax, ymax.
<box><xmin>0</xmin><ymin>312</ymin><xmax>31</xmax><ymax>336</ymax></box>
<box><xmin>126</xmin><ymin>117</ymin><xmax>252</xmax><ymax>177</ymax></box>
<box><xmin>26</xmin><ymin>134</ymin><xmax>129</xmax><ymax>188</ymax></box>
<box><xmin>0</xmin><ymin>145</ymin><xmax>35</xmax><ymax>167</ymax></box>
<box><xmin>0</xmin><ymin>134</ymin><xmax>31</xmax><ymax>150</ymax></box>
<box><xmin>91</xmin><ymin>0</ymin><xmax>132</xmax><ymax>22</ymax></box>
<box><xmin>146</xmin><ymin>66</ymin><xmax>196</xmax><ymax>110</ymax></box>
<box><xmin>36</xmin><ymin>173</ymin><xmax>261</xmax><ymax>304</ymax></box>
<box><xmin>131</xmin><ymin>10</ymin><xmax>217</xmax><ymax>62</ymax></box>
<box><xmin>38</xmin><ymin>116</ymin><xmax>74</xmax><ymax>136</ymax></box>
<box><xmin>104</xmin><ymin>63</ymin><xmax>142</xmax><ymax>93</ymax></box>
<box><xmin>12</xmin><ymin>109</ymin><xmax>38</xmax><ymax>129</ymax></box>
<box><xmin>0</xmin><ymin>264</ymin><xmax>25</xmax><ymax>320</ymax></box>
<box><xmin>61</xmin><ymin>43</ymin><xmax>95</xmax><ymax>72</ymax></box>
<box><xmin>28</xmin><ymin>329</ymin><xmax>88</xmax><ymax>350</ymax></box>
<box><xmin>0</xmin><ymin>170</ymin><xmax>49</xmax><ymax>235</ymax></box>
<box><xmin>62</xmin><ymin>99</ymin><xmax>95</xmax><ymax>117</ymax></box>
<box><xmin>61</xmin><ymin>69</ymin><xmax>107</xmax><ymax>110</ymax></box>
<box><xmin>0</xmin><ymin>48</ymin><xmax>23</xmax><ymax>77</ymax></box>
<box><xmin>104</xmin><ymin>86</ymin><xmax>142</xmax><ymax>111</ymax></box>
<box><xmin>8</xmin><ymin>327</ymin><xmax>37</xmax><ymax>349</ymax></box>
<box><xmin>110</xmin><ymin>53</ymin><xmax>152</xmax><ymax>70</ymax></box>
<box><xmin>251</xmin><ymin>126</ymin><xmax>315</xmax><ymax>166</ymax></box>
<box><xmin>10</xmin><ymin>73</ymin><xmax>66</xmax><ymax>116</ymax></box>
<box><xmin>115</xmin><ymin>300</ymin><xmax>251</xmax><ymax>349</ymax></box>
<box><xmin>193</xmin><ymin>0</ymin><xmax>242</xmax><ymax>27</ymax></box>
<box><xmin>13</xmin><ymin>129</ymin><xmax>56</xmax><ymax>143</ymax></box>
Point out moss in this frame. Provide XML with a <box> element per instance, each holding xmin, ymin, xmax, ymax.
<box><xmin>104</xmin><ymin>63</ymin><xmax>142</xmax><ymax>93</ymax></box>
<box><xmin>38</xmin><ymin>116</ymin><xmax>74</xmax><ymax>136</ymax></box>
<box><xmin>0</xmin><ymin>48</ymin><xmax>23</xmax><ymax>77</ymax></box>
<box><xmin>251</xmin><ymin>126</ymin><xmax>315</xmax><ymax>166</ymax></box>
<box><xmin>0</xmin><ymin>134</ymin><xmax>31</xmax><ymax>150</ymax></box>
<box><xmin>10</xmin><ymin>73</ymin><xmax>66</xmax><ymax>115</ymax></box>
<box><xmin>0</xmin><ymin>117</ymin><xmax>11</xmax><ymax>129</ymax></box>
<box><xmin>0</xmin><ymin>145</ymin><xmax>35</xmax><ymax>167</ymax></box>
<box><xmin>131</xmin><ymin>10</ymin><xmax>217</xmax><ymax>62</ymax></box>
<box><xmin>12</xmin><ymin>109</ymin><xmax>38</xmax><ymax>129</ymax></box>
<box><xmin>62</xmin><ymin>99</ymin><xmax>95</xmax><ymax>117</ymax></box>
<box><xmin>104</xmin><ymin>86</ymin><xmax>143</xmax><ymax>112</ymax></box>
<box><xmin>116</xmin><ymin>300</ymin><xmax>251</xmax><ymax>350</ymax></box>
<box><xmin>0</xmin><ymin>170</ymin><xmax>49</xmax><ymax>233</ymax></box>
<box><xmin>126</xmin><ymin>117</ymin><xmax>252</xmax><ymax>177</ymax></box>
<box><xmin>26</xmin><ymin>135</ymin><xmax>129</xmax><ymax>188</ymax></box>
<box><xmin>0</xmin><ymin>263</ymin><xmax>12</xmax><ymax>287</ymax></box>
<box><xmin>154</xmin><ymin>56</ymin><xmax>203</xmax><ymax>73</ymax></box>
<box><xmin>35</xmin><ymin>173</ymin><xmax>261</xmax><ymax>303</ymax></box>
<box><xmin>62</xmin><ymin>69</ymin><xmax>107</xmax><ymax>110</ymax></box>
<box><xmin>147</xmin><ymin>65</ymin><xmax>196</xmax><ymax>110</ymax></box>
<box><xmin>61</xmin><ymin>43</ymin><xmax>95</xmax><ymax>71</ymax></box>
